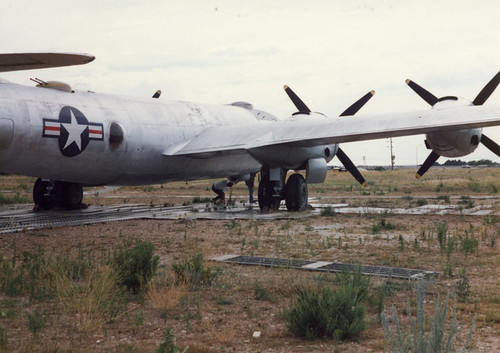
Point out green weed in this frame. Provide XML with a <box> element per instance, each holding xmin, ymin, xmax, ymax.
<box><xmin>320</xmin><ymin>206</ymin><xmax>336</xmax><ymax>217</ymax></box>
<box><xmin>156</xmin><ymin>327</ymin><xmax>187</xmax><ymax>353</ymax></box>
<box><xmin>382</xmin><ymin>279</ymin><xmax>475</xmax><ymax>353</ymax></box>
<box><xmin>112</xmin><ymin>240</ymin><xmax>160</xmax><ymax>293</ymax></box>
<box><xmin>283</xmin><ymin>266</ymin><xmax>370</xmax><ymax>341</ymax></box>
<box><xmin>26</xmin><ymin>309</ymin><xmax>46</xmax><ymax>336</ymax></box>
<box><xmin>456</xmin><ymin>268</ymin><xmax>471</xmax><ymax>302</ymax></box>
<box><xmin>172</xmin><ymin>252</ymin><xmax>220</xmax><ymax>286</ymax></box>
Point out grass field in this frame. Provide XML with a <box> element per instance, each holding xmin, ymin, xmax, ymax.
<box><xmin>0</xmin><ymin>167</ymin><xmax>499</xmax><ymax>352</ymax></box>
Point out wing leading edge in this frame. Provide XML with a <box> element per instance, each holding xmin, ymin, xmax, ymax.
<box><xmin>163</xmin><ymin>104</ymin><xmax>500</xmax><ymax>158</ymax></box>
<box><xmin>0</xmin><ymin>53</ymin><xmax>95</xmax><ymax>73</ymax></box>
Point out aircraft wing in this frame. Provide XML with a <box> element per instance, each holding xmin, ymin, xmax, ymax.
<box><xmin>163</xmin><ymin>104</ymin><xmax>500</xmax><ymax>157</ymax></box>
<box><xmin>0</xmin><ymin>53</ymin><xmax>95</xmax><ymax>72</ymax></box>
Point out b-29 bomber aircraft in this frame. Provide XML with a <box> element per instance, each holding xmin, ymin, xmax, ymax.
<box><xmin>0</xmin><ymin>53</ymin><xmax>499</xmax><ymax>212</ymax></box>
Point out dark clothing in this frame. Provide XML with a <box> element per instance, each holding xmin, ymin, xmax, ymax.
<box><xmin>211</xmin><ymin>184</ymin><xmax>225</xmax><ymax>202</ymax></box>
<box><xmin>245</xmin><ymin>173</ymin><xmax>256</xmax><ymax>203</ymax></box>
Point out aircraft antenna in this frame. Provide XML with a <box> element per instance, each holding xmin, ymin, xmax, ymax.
<box><xmin>30</xmin><ymin>77</ymin><xmax>47</xmax><ymax>85</ymax></box>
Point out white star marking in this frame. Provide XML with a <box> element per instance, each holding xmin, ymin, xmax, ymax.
<box><xmin>61</xmin><ymin>110</ymin><xmax>87</xmax><ymax>151</ymax></box>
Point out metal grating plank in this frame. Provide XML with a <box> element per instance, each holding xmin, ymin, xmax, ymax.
<box><xmin>212</xmin><ymin>255</ymin><xmax>439</xmax><ymax>280</ymax></box>
<box><xmin>221</xmin><ymin>255</ymin><xmax>313</xmax><ymax>269</ymax></box>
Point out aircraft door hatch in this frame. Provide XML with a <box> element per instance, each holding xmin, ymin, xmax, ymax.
<box><xmin>109</xmin><ymin>122</ymin><xmax>124</xmax><ymax>149</ymax></box>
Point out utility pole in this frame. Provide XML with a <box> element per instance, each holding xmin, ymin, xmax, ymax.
<box><xmin>390</xmin><ymin>138</ymin><xmax>395</xmax><ymax>170</ymax></box>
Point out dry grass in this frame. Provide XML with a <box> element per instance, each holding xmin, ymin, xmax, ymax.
<box><xmin>52</xmin><ymin>264</ymin><xmax>125</xmax><ymax>332</ymax></box>
<box><xmin>146</xmin><ymin>281</ymin><xmax>188</xmax><ymax>313</ymax></box>
<box><xmin>0</xmin><ymin>167</ymin><xmax>499</xmax><ymax>352</ymax></box>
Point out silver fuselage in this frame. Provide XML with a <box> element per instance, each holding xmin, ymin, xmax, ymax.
<box><xmin>0</xmin><ymin>80</ymin><xmax>269</xmax><ymax>185</ymax></box>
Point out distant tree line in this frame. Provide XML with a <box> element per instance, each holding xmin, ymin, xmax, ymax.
<box><xmin>441</xmin><ymin>159</ymin><xmax>499</xmax><ymax>166</ymax></box>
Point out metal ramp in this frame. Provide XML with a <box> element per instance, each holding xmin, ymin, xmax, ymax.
<box><xmin>212</xmin><ymin>255</ymin><xmax>439</xmax><ymax>280</ymax></box>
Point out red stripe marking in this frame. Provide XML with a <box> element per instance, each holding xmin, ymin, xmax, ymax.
<box><xmin>89</xmin><ymin>129</ymin><xmax>102</xmax><ymax>134</ymax></box>
<box><xmin>45</xmin><ymin>126</ymin><xmax>60</xmax><ymax>131</ymax></box>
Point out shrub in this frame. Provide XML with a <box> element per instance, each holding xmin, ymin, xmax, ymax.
<box><xmin>456</xmin><ymin>268</ymin><xmax>471</xmax><ymax>302</ymax></box>
<box><xmin>435</xmin><ymin>222</ymin><xmax>448</xmax><ymax>252</ymax></box>
<box><xmin>156</xmin><ymin>327</ymin><xmax>187</xmax><ymax>353</ymax></box>
<box><xmin>172</xmin><ymin>252</ymin><xmax>219</xmax><ymax>286</ymax></box>
<box><xmin>0</xmin><ymin>263</ymin><xmax>23</xmax><ymax>296</ymax></box>
<box><xmin>53</xmin><ymin>264</ymin><xmax>125</xmax><ymax>331</ymax></box>
<box><xmin>372</xmin><ymin>219</ymin><xmax>395</xmax><ymax>234</ymax></box>
<box><xmin>283</xmin><ymin>267</ymin><xmax>369</xmax><ymax>340</ymax></box>
<box><xmin>371</xmin><ymin>223</ymin><xmax>382</xmax><ymax>234</ymax></box>
<box><xmin>0</xmin><ymin>192</ymin><xmax>30</xmax><ymax>205</ymax></box>
<box><xmin>26</xmin><ymin>309</ymin><xmax>46</xmax><ymax>336</ymax></box>
<box><xmin>0</xmin><ymin>248</ymin><xmax>54</xmax><ymax>300</ymax></box>
<box><xmin>382</xmin><ymin>279</ymin><xmax>475</xmax><ymax>353</ymax></box>
<box><xmin>461</xmin><ymin>230</ymin><xmax>478</xmax><ymax>256</ymax></box>
<box><xmin>0</xmin><ymin>325</ymin><xmax>7</xmax><ymax>350</ymax></box>
<box><xmin>192</xmin><ymin>196</ymin><xmax>212</xmax><ymax>204</ymax></box>
<box><xmin>415</xmin><ymin>198</ymin><xmax>428</xmax><ymax>206</ymax></box>
<box><xmin>112</xmin><ymin>241</ymin><xmax>160</xmax><ymax>293</ymax></box>
<box><xmin>380</xmin><ymin>219</ymin><xmax>395</xmax><ymax>230</ymax></box>
<box><xmin>487</xmin><ymin>183</ymin><xmax>498</xmax><ymax>193</ymax></box>
<box><xmin>254</xmin><ymin>280</ymin><xmax>271</xmax><ymax>301</ymax></box>
<box><xmin>467</xmin><ymin>179</ymin><xmax>480</xmax><ymax>192</ymax></box>
<box><xmin>458</xmin><ymin>196</ymin><xmax>474</xmax><ymax>209</ymax></box>
<box><xmin>320</xmin><ymin>206</ymin><xmax>336</xmax><ymax>217</ymax></box>
<box><xmin>436</xmin><ymin>195</ymin><xmax>450</xmax><ymax>203</ymax></box>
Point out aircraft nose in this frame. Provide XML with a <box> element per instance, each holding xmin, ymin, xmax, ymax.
<box><xmin>0</xmin><ymin>118</ymin><xmax>13</xmax><ymax>149</ymax></box>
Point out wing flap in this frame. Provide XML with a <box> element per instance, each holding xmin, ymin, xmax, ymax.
<box><xmin>164</xmin><ymin>105</ymin><xmax>500</xmax><ymax>158</ymax></box>
<box><xmin>0</xmin><ymin>53</ymin><xmax>95</xmax><ymax>72</ymax></box>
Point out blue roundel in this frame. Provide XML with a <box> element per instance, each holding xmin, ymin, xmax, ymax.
<box><xmin>42</xmin><ymin>106</ymin><xmax>104</xmax><ymax>157</ymax></box>
<box><xmin>58</xmin><ymin>106</ymin><xmax>91</xmax><ymax>157</ymax></box>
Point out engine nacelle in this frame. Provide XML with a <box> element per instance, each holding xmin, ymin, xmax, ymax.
<box><xmin>425</xmin><ymin>129</ymin><xmax>481</xmax><ymax>158</ymax></box>
<box><xmin>306</xmin><ymin>158</ymin><xmax>328</xmax><ymax>183</ymax></box>
<box><xmin>425</xmin><ymin>97</ymin><xmax>481</xmax><ymax>157</ymax></box>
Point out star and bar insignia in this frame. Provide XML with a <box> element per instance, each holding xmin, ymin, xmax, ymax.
<box><xmin>43</xmin><ymin>106</ymin><xmax>103</xmax><ymax>157</ymax></box>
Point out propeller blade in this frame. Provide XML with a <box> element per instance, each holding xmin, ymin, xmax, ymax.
<box><xmin>472</xmin><ymin>71</ymin><xmax>500</xmax><ymax>105</ymax></box>
<box><xmin>336</xmin><ymin>147</ymin><xmax>367</xmax><ymax>186</ymax></box>
<box><xmin>152</xmin><ymin>90</ymin><xmax>161</xmax><ymax>99</ymax></box>
<box><xmin>480</xmin><ymin>134</ymin><xmax>500</xmax><ymax>157</ymax></box>
<box><xmin>416</xmin><ymin>151</ymin><xmax>440</xmax><ymax>179</ymax></box>
<box><xmin>405</xmin><ymin>79</ymin><xmax>439</xmax><ymax>106</ymax></box>
<box><xmin>339</xmin><ymin>90</ymin><xmax>375</xmax><ymax>116</ymax></box>
<box><xmin>283</xmin><ymin>85</ymin><xmax>311</xmax><ymax>113</ymax></box>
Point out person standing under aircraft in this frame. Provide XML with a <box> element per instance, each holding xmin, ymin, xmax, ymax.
<box><xmin>246</xmin><ymin>172</ymin><xmax>256</xmax><ymax>203</ymax></box>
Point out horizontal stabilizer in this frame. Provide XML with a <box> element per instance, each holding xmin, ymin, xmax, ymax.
<box><xmin>0</xmin><ymin>53</ymin><xmax>95</xmax><ymax>72</ymax></box>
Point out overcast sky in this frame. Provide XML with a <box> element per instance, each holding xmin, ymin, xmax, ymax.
<box><xmin>1</xmin><ymin>0</ymin><xmax>499</xmax><ymax>166</ymax></box>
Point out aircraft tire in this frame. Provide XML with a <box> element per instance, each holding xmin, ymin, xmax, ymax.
<box><xmin>33</xmin><ymin>178</ymin><xmax>53</xmax><ymax>210</ymax></box>
<box><xmin>285</xmin><ymin>173</ymin><xmax>308</xmax><ymax>212</ymax></box>
<box><xmin>62</xmin><ymin>182</ymin><xmax>83</xmax><ymax>208</ymax></box>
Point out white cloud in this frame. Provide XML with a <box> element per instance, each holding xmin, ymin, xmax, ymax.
<box><xmin>0</xmin><ymin>0</ymin><xmax>499</xmax><ymax>165</ymax></box>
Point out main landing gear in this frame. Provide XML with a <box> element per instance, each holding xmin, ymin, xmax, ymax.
<box><xmin>33</xmin><ymin>178</ymin><xmax>84</xmax><ymax>210</ymax></box>
<box><xmin>258</xmin><ymin>167</ymin><xmax>308</xmax><ymax>212</ymax></box>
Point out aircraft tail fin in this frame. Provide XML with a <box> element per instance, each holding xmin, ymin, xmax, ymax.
<box><xmin>0</xmin><ymin>53</ymin><xmax>94</xmax><ymax>73</ymax></box>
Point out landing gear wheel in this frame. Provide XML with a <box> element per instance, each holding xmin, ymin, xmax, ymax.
<box><xmin>285</xmin><ymin>173</ymin><xmax>308</xmax><ymax>212</ymax></box>
<box><xmin>33</xmin><ymin>179</ymin><xmax>84</xmax><ymax>210</ymax></box>
<box><xmin>33</xmin><ymin>178</ymin><xmax>53</xmax><ymax>210</ymax></box>
<box><xmin>258</xmin><ymin>173</ymin><xmax>281</xmax><ymax>212</ymax></box>
<box><xmin>62</xmin><ymin>182</ymin><xmax>83</xmax><ymax>209</ymax></box>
